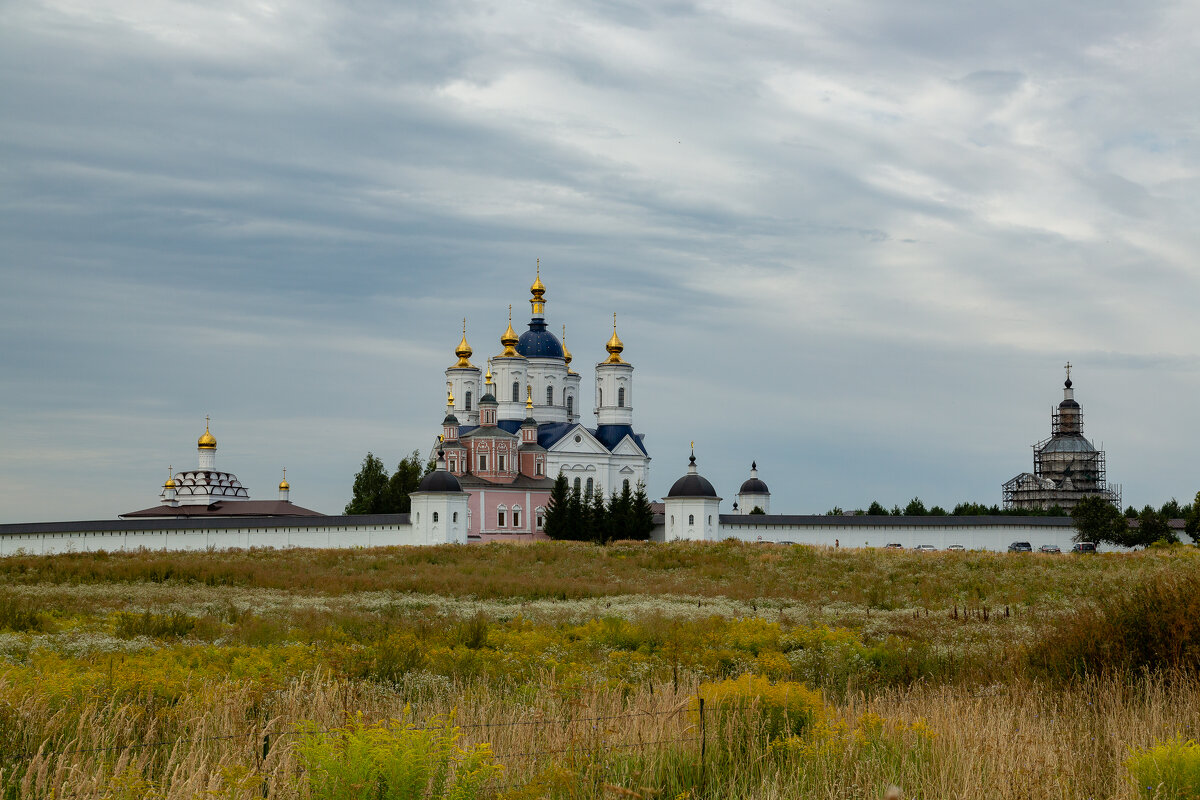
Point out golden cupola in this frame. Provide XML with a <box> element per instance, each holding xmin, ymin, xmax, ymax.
<box><xmin>530</xmin><ymin>259</ymin><xmax>547</xmax><ymax>316</ymax></box>
<box><xmin>279</xmin><ymin>468</ymin><xmax>290</xmax><ymax>492</ymax></box>
<box><xmin>197</xmin><ymin>418</ymin><xmax>217</xmax><ymax>449</ymax></box>
<box><xmin>453</xmin><ymin>318</ymin><xmax>474</xmax><ymax>368</ymax></box>
<box><xmin>604</xmin><ymin>313</ymin><xmax>625</xmax><ymax>364</ymax></box>
<box><xmin>499</xmin><ymin>305</ymin><xmax>522</xmax><ymax>358</ymax></box>
<box><xmin>163</xmin><ymin>467</ymin><xmax>176</xmax><ymax>490</ymax></box>
<box><xmin>562</xmin><ymin>325</ymin><xmax>576</xmax><ymax>374</ymax></box>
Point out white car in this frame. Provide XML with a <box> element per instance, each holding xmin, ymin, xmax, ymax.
<box><xmin>946</xmin><ymin>544</ymin><xmax>965</xmax><ymax>552</ymax></box>
<box><xmin>915</xmin><ymin>544</ymin><xmax>937</xmax><ymax>552</ymax></box>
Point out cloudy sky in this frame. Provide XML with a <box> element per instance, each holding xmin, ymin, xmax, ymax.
<box><xmin>2</xmin><ymin>0</ymin><xmax>1198</xmax><ymax>523</ymax></box>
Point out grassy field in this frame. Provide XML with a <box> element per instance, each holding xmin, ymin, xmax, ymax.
<box><xmin>1</xmin><ymin>540</ymin><xmax>1198</xmax><ymax>799</ymax></box>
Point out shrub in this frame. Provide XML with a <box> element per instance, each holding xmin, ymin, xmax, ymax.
<box><xmin>1029</xmin><ymin>569</ymin><xmax>1200</xmax><ymax>677</ymax></box>
<box><xmin>695</xmin><ymin>674</ymin><xmax>827</xmax><ymax>743</ymax></box>
<box><xmin>1127</xmin><ymin>738</ymin><xmax>1200</xmax><ymax>799</ymax></box>
<box><xmin>294</xmin><ymin>713</ymin><xmax>502</xmax><ymax>800</ymax></box>
<box><xmin>0</xmin><ymin>591</ymin><xmax>45</xmax><ymax>632</ymax></box>
<box><xmin>112</xmin><ymin>609</ymin><xmax>196</xmax><ymax>639</ymax></box>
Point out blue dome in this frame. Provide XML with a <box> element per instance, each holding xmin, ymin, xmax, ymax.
<box><xmin>517</xmin><ymin>319</ymin><xmax>565</xmax><ymax>359</ymax></box>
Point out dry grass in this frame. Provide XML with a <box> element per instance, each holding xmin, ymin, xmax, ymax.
<box><xmin>3</xmin><ymin>542</ymin><xmax>1199</xmax><ymax>798</ymax></box>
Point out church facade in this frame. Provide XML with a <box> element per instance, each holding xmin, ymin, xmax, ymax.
<box><xmin>436</xmin><ymin>268</ymin><xmax>650</xmax><ymax>540</ymax></box>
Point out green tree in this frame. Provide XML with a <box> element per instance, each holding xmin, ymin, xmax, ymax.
<box><xmin>608</xmin><ymin>482</ymin><xmax>636</xmax><ymax>541</ymax></box>
<box><xmin>929</xmin><ymin>505</ymin><xmax>947</xmax><ymax>516</ymax></box>
<box><xmin>565</xmin><ymin>483</ymin><xmax>585</xmax><ymax>541</ymax></box>
<box><xmin>1186</xmin><ymin>491</ymin><xmax>1200</xmax><ymax>544</ymax></box>
<box><xmin>825</xmin><ymin>506</ymin><xmax>844</xmax><ymax>516</ymax></box>
<box><xmin>1071</xmin><ymin>495</ymin><xmax>1126</xmax><ymax>545</ymax></box>
<box><xmin>904</xmin><ymin>497</ymin><xmax>927</xmax><ymax>516</ymax></box>
<box><xmin>384</xmin><ymin>450</ymin><xmax>432</xmax><ymax>513</ymax></box>
<box><xmin>1160</xmin><ymin>498</ymin><xmax>1183</xmax><ymax>519</ymax></box>
<box><xmin>588</xmin><ymin>488</ymin><xmax>608</xmax><ymax>543</ymax></box>
<box><xmin>630</xmin><ymin>482</ymin><xmax>655</xmax><ymax>540</ymax></box>
<box><xmin>1132</xmin><ymin>506</ymin><xmax>1176</xmax><ymax>547</ymax></box>
<box><xmin>867</xmin><ymin>501</ymin><xmax>887</xmax><ymax>516</ymax></box>
<box><xmin>345</xmin><ymin>453</ymin><xmax>390</xmax><ymax>515</ymax></box>
<box><xmin>749</xmin><ymin>506</ymin><xmax>766</xmax><ymax>515</ymax></box>
<box><xmin>543</xmin><ymin>473</ymin><xmax>571</xmax><ymax>540</ymax></box>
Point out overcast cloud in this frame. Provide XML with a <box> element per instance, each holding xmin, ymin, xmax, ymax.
<box><xmin>2</xmin><ymin>0</ymin><xmax>1198</xmax><ymax>523</ymax></box>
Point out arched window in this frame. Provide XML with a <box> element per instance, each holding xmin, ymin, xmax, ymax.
<box><xmin>598</xmin><ymin>388</ymin><xmax>603</xmax><ymax>406</ymax></box>
<box><xmin>432</xmin><ymin>512</ymin><xmax>439</xmax><ymax>523</ymax></box>
<box><xmin>536</xmin><ymin>508</ymin><xmax>545</xmax><ymax>529</ymax></box>
<box><xmin>452</xmin><ymin>512</ymin><xmax>458</xmax><ymax>523</ymax></box>
<box><xmin>415</xmin><ymin>513</ymin><xmax>420</xmax><ymax>523</ymax></box>
<box><xmin>512</xmin><ymin>382</ymin><xmax>520</xmax><ymax>402</ymax></box>
<box><xmin>586</xmin><ymin>477</ymin><xmax>594</xmax><ymax>496</ymax></box>
<box><xmin>623</xmin><ymin>479</ymin><xmax>630</xmax><ymax>493</ymax></box>
<box><xmin>566</xmin><ymin>396</ymin><xmax>573</xmax><ymax>416</ymax></box>
<box><xmin>688</xmin><ymin>514</ymin><xmax>694</xmax><ymax>525</ymax></box>
<box><xmin>535</xmin><ymin>459</ymin><xmax>543</xmax><ymax>476</ymax></box>
<box><xmin>512</xmin><ymin>505</ymin><xmax>521</xmax><ymax>528</ymax></box>
<box><xmin>546</xmin><ymin>386</ymin><xmax>553</xmax><ymax>405</ymax></box>
<box><xmin>497</xmin><ymin>506</ymin><xmax>507</xmax><ymax>527</ymax></box>
<box><xmin>498</xmin><ymin>454</ymin><xmax>506</xmax><ymax>472</ymax></box>
<box><xmin>465</xmin><ymin>391</ymin><xmax>472</xmax><ymax>411</ymax></box>
<box><xmin>478</xmin><ymin>454</ymin><xmax>487</xmax><ymax>471</ymax></box>
<box><xmin>573</xmin><ymin>477</ymin><xmax>581</xmax><ymax>493</ymax></box>
<box><xmin>618</xmin><ymin>387</ymin><xmax>625</xmax><ymax>407</ymax></box>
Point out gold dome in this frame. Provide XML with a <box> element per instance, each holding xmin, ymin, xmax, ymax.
<box><xmin>447</xmin><ymin>388</ymin><xmax>455</xmax><ymax>406</ymax></box>
<box><xmin>526</xmin><ymin>384</ymin><xmax>534</xmax><ymax>412</ymax></box>
<box><xmin>499</xmin><ymin>305</ymin><xmax>522</xmax><ymax>358</ymax></box>
<box><xmin>604</xmin><ymin>313</ymin><xmax>625</xmax><ymax>364</ymax></box>
<box><xmin>164</xmin><ymin>467</ymin><xmax>176</xmax><ymax>490</ymax></box>
<box><xmin>279</xmin><ymin>468</ymin><xmax>289</xmax><ymax>492</ymax></box>
<box><xmin>562</xmin><ymin>325</ymin><xmax>576</xmax><ymax>374</ymax></box>
<box><xmin>198</xmin><ymin>417</ymin><xmax>217</xmax><ymax>449</ymax></box>
<box><xmin>453</xmin><ymin>318</ymin><xmax>475</xmax><ymax>368</ymax></box>
<box><xmin>530</xmin><ymin>259</ymin><xmax>547</xmax><ymax>315</ymax></box>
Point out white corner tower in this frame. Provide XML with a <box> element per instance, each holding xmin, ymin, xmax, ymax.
<box><xmin>409</xmin><ymin>449</ymin><xmax>470</xmax><ymax>544</ymax></box>
<box><xmin>595</xmin><ymin>314</ymin><xmax>633</xmax><ymax>426</ymax></box>
<box><xmin>737</xmin><ymin>462</ymin><xmax>770</xmax><ymax>514</ymax></box>
<box><xmin>663</xmin><ymin>447</ymin><xmax>722</xmax><ymax>541</ymax></box>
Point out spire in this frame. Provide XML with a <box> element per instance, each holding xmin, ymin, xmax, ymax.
<box><xmin>500</xmin><ymin>305</ymin><xmax>521</xmax><ymax>357</ymax></box>
<box><xmin>750</xmin><ymin>461</ymin><xmax>758</xmax><ymax>477</ymax></box>
<box><xmin>604</xmin><ymin>313</ymin><xmax>625</xmax><ymax>363</ymax></box>
<box><xmin>485</xmin><ymin>360</ymin><xmax>493</xmax><ymax>388</ymax></box>
<box><xmin>453</xmin><ymin>318</ymin><xmax>474</xmax><ymax>368</ymax></box>
<box><xmin>164</xmin><ymin>466</ymin><xmax>176</xmax><ymax>489</ymax></box>
<box><xmin>1064</xmin><ymin>361</ymin><xmax>1072</xmax><ymax>388</ymax></box>
<box><xmin>688</xmin><ymin>442</ymin><xmax>697</xmax><ymax>474</ymax></box>
<box><xmin>526</xmin><ymin>384</ymin><xmax>534</xmax><ymax>412</ymax></box>
<box><xmin>530</xmin><ymin>259</ymin><xmax>547</xmax><ymax>317</ymax></box>
<box><xmin>562</xmin><ymin>325</ymin><xmax>575</xmax><ymax>374</ymax></box>
<box><xmin>279</xmin><ymin>468</ymin><xmax>289</xmax><ymax>492</ymax></box>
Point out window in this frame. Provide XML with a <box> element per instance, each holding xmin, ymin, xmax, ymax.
<box><xmin>618</xmin><ymin>387</ymin><xmax>625</xmax><ymax>407</ymax></box>
<box><xmin>586</xmin><ymin>477</ymin><xmax>594</xmax><ymax>496</ymax></box>
<box><xmin>498</xmin><ymin>454</ymin><xmax>506</xmax><ymax>471</ymax></box>
<box><xmin>479</xmin><ymin>454</ymin><xmax>487</xmax><ymax>471</ymax></box>
<box><xmin>566</xmin><ymin>396</ymin><xmax>573</xmax><ymax>416</ymax></box>
<box><xmin>512</xmin><ymin>382</ymin><xmax>520</xmax><ymax>402</ymax></box>
<box><xmin>688</xmin><ymin>514</ymin><xmax>695</xmax><ymax>525</ymax></box>
<box><xmin>449</xmin><ymin>458</ymin><xmax>456</xmax><ymax>472</ymax></box>
<box><xmin>535</xmin><ymin>459</ymin><xmax>543</xmax><ymax>476</ymax></box>
<box><xmin>598</xmin><ymin>388</ymin><xmax>603</xmax><ymax>406</ymax></box>
<box><xmin>546</xmin><ymin>386</ymin><xmax>553</xmax><ymax>405</ymax></box>
<box><xmin>573</xmin><ymin>477</ymin><xmax>581</xmax><ymax>493</ymax></box>
<box><xmin>512</xmin><ymin>510</ymin><xmax>521</xmax><ymax>527</ymax></box>
<box><xmin>432</xmin><ymin>512</ymin><xmax>439</xmax><ymax>523</ymax></box>
<box><xmin>708</xmin><ymin>515</ymin><xmax>712</xmax><ymax>525</ymax></box>
<box><xmin>498</xmin><ymin>510</ymin><xmax>506</xmax><ymax>527</ymax></box>
<box><xmin>623</xmin><ymin>479</ymin><xmax>630</xmax><ymax>492</ymax></box>
<box><xmin>416</xmin><ymin>513</ymin><xmax>420</xmax><ymax>523</ymax></box>
<box><xmin>536</xmin><ymin>508</ymin><xmax>545</xmax><ymax>529</ymax></box>
<box><xmin>452</xmin><ymin>512</ymin><xmax>458</xmax><ymax>523</ymax></box>
<box><xmin>465</xmin><ymin>391</ymin><xmax>472</xmax><ymax>411</ymax></box>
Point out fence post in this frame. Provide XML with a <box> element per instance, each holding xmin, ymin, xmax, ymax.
<box><xmin>261</xmin><ymin>731</ymin><xmax>270</xmax><ymax>798</ymax></box>
<box><xmin>698</xmin><ymin>696</ymin><xmax>706</xmax><ymax>797</ymax></box>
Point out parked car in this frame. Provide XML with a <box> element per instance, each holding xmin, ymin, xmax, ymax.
<box><xmin>884</xmin><ymin>543</ymin><xmax>904</xmax><ymax>549</ymax></box>
<box><xmin>1039</xmin><ymin>544</ymin><xmax>1061</xmax><ymax>554</ymax></box>
<box><xmin>1008</xmin><ymin>541</ymin><xmax>1033</xmax><ymax>552</ymax></box>
<box><xmin>1071</xmin><ymin>541</ymin><xmax>1098</xmax><ymax>553</ymax></box>
<box><xmin>946</xmin><ymin>544</ymin><xmax>965</xmax><ymax>552</ymax></box>
<box><xmin>915</xmin><ymin>544</ymin><xmax>937</xmax><ymax>552</ymax></box>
